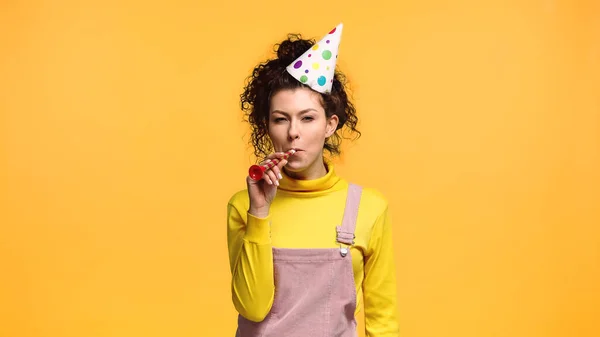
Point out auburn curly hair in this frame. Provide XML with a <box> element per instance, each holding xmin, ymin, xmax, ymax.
<box><xmin>240</xmin><ymin>33</ymin><xmax>360</xmax><ymax>160</ymax></box>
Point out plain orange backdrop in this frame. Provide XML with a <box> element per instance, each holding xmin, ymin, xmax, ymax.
<box><xmin>1</xmin><ymin>1</ymin><xmax>599</xmax><ymax>337</ymax></box>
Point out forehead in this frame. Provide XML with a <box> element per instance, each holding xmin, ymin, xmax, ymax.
<box><xmin>270</xmin><ymin>88</ymin><xmax>324</xmax><ymax>113</ymax></box>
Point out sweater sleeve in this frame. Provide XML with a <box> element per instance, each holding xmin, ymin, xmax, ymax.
<box><xmin>226</xmin><ymin>201</ymin><xmax>275</xmax><ymax>322</ymax></box>
<box><xmin>363</xmin><ymin>204</ymin><xmax>400</xmax><ymax>337</ymax></box>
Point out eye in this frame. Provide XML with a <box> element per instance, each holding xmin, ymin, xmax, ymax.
<box><xmin>303</xmin><ymin>116</ymin><xmax>314</xmax><ymax>121</ymax></box>
<box><xmin>273</xmin><ymin>117</ymin><xmax>287</xmax><ymax>123</ymax></box>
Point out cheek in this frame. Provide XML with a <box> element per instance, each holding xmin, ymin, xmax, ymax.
<box><xmin>308</xmin><ymin>127</ymin><xmax>328</xmax><ymax>146</ymax></box>
<box><xmin>268</xmin><ymin>126</ymin><xmax>284</xmax><ymax>140</ymax></box>
<box><xmin>320</xmin><ymin>124</ymin><xmax>331</xmax><ymax>139</ymax></box>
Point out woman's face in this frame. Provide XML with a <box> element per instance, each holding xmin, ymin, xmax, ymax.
<box><xmin>268</xmin><ymin>87</ymin><xmax>339</xmax><ymax>178</ymax></box>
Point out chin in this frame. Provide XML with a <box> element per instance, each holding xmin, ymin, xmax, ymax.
<box><xmin>283</xmin><ymin>156</ymin><xmax>305</xmax><ymax>170</ymax></box>
<box><xmin>285</xmin><ymin>153</ymin><xmax>317</xmax><ymax>173</ymax></box>
<box><xmin>284</xmin><ymin>160</ymin><xmax>306</xmax><ymax>173</ymax></box>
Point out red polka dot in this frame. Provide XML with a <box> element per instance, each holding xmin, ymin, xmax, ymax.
<box><xmin>329</xmin><ymin>27</ymin><xmax>336</xmax><ymax>34</ymax></box>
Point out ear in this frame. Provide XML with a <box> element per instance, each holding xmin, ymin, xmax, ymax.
<box><xmin>325</xmin><ymin>114</ymin><xmax>339</xmax><ymax>138</ymax></box>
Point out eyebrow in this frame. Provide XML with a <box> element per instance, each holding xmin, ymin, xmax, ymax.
<box><xmin>270</xmin><ymin>108</ymin><xmax>318</xmax><ymax>116</ymax></box>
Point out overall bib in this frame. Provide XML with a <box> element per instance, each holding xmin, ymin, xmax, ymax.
<box><xmin>236</xmin><ymin>184</ymin><xmax>362</xmax><ymax>337</ymax></box>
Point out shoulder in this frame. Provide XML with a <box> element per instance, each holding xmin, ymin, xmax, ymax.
<box><xmin>352</xmin><ymin>183</ymin><xmax>389</xmax><ymax>217</ymax></box>
<box><xmin>348</xmin><ymin>183</ymin><xmax>391</xmax><ymax>244</ymax></box>
<box><xmin>227</xmin><ymin>188</ymin><xmax>249</xmax><ymax>214</ymax></box>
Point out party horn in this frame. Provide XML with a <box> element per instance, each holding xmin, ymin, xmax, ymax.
<box><xmin>248</xmin><ymin>149</ymin><xmax>296</xmax><ymax>181</ymax></box>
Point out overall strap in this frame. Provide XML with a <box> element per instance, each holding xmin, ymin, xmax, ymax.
<box><xmin>336</xmin><ymin>183</ymin><xmax>362</xmax><ymax>256</ymax></box>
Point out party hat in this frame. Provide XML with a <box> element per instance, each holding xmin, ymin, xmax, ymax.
<box><xmin>286</xmin><ymin>23</ymin><xmax>343</xmax><ymax>94</ymax></box>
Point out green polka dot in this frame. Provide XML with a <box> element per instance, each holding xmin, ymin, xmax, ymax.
<box><xmin>300</xmin><ymin>75</ymin><xmax>308</xmax><ymax>83</ymax></box>
<box><xmin>322</xmin><ymin>50</ymin><xmax>332</xmax><ymax>60</ymax></box>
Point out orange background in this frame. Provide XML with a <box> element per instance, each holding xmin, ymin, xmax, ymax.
<box><xmin>1</xmin><ymin>1</ymin><xmax>599</xmax><ymax>336</ymax></box>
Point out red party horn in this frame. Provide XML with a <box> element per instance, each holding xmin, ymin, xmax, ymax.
<box><xmin>248</xmin><ymin>149</ymin><xmax>297</xmax><ymax>181</ymax></box>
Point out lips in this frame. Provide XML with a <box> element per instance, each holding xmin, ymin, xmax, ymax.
<box><xmin>287</xmin><ymin>149</ymin><xmax>302</xmax><ymax>158</ymax></box>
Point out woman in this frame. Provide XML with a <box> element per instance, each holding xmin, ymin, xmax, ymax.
<box><xmin>227</xmin><ymin>23</ymin><xmax>399</xmax><ymax>336</ymax></box>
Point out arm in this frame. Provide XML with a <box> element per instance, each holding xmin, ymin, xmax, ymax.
<box><xmin>363</xmin><ymin>204</ymin><xmax>400</xmax><ymax>336</ymax></box>
<box><xmin>227</xmin><ymin>201</ymin><xmax>275</xmax><ymax>322</ymax></box>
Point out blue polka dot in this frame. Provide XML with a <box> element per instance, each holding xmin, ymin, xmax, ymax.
<box><xmin>317</xmin><ymin>76</ymin><xmax>326</xmax><ymax>86</ymax></box>
<box><xmin>305</xmin><ymin>69</ymin><xmax>309</xmax><ymax>73</ymax></box>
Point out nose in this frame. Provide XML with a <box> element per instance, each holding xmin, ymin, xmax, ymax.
<box><xmin>287</xmin><ymin>119</ymin><xmax>300</xmax><ymax>141</ymax></box>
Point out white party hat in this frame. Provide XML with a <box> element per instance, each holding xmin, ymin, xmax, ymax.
<box><xmin>286</xmin><ymin>23</ymin><xmax>343</xmax><ymax>94</ymax></box>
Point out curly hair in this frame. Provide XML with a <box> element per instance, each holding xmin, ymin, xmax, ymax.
<box><xmin>240</xmin><ymin>33</ymin><xmax>360</xmax><ymax>160</ymax></box>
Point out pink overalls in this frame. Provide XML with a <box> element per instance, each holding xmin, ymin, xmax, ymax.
<box><xmin>236</xmin><ymin>184</ymin><xmax>363</xmax><ymax>337</ymax></box>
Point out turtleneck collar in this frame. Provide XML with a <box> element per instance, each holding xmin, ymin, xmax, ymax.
<box><xmin>278</xmin><ymin>159</ymin><xmax>345</xmax><ymax>195</ymax></box>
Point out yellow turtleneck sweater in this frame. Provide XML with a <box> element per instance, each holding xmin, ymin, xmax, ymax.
<box><xmin>226</xmin><ymin>161</ymin><xmax>399</xmax><ymax>336</ymax></box>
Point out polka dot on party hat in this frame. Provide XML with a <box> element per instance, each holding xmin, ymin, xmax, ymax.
<box><xmin>285</xmin><ymin>23</ymin><xmax>343</xmax><ymax>94</ymax></box>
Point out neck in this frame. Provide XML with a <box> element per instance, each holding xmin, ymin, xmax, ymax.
<box><xmin>278</xmin><ymin>158</ymin><xmax>341</xmax><ymax>193</ymax></box>
<box><xmin>284</xmin><ymin>156</ymin><xmax>328</xmax><ymax>180</ymax></box>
